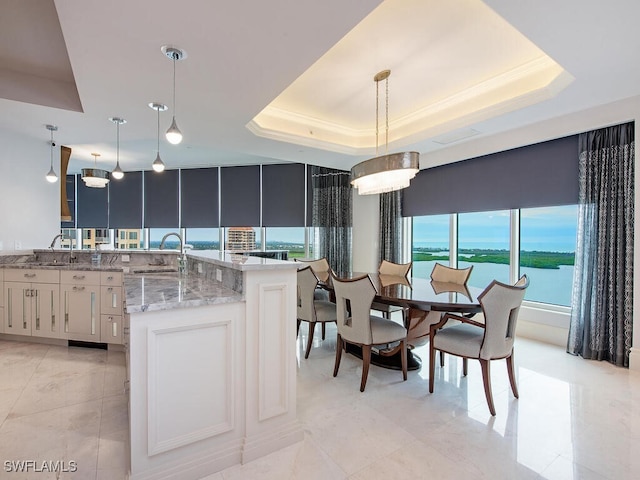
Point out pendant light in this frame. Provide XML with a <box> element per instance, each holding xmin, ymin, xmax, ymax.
<box><xmin>149</xmin><ymin>102</ymin><xmax>167</xmax><ymax>172</ymax></box>
<box><xmin>82</xmin><ymin>153</ymin><xmax>110</xmax><ymax>188</ymax></box>
<box><xmin>161</xmin><ymin>45</ymin><xmax>187</xmax><ymax>145</ymax></box>
<box><xmin>350</xmin><ymin>70</ymin><xmax>419</xmax><ymax>195</ymax></box>
<box><xmin>45</xmin><ymin>124</ymin><xmax>58</xmax><ymax>183</ymax></box>
<box><xmin>109</xmin><ymin>117</ymin><xmax>126</xmax><ymax>180</ymax></box>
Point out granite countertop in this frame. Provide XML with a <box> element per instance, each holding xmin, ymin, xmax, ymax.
<box><xmin>0</xmin><ymin>262</ymin><xmax>123</xmax><ymax>272</ymax></box>
<box><xmin>187</xmin><ymin>250</ymin><xmax>297</xmax><ymax>271</ymax></box>
<box><xmin>124</xmin><ymin>271</ymin><xmax>243</xmax><ymax>313</ymax></box>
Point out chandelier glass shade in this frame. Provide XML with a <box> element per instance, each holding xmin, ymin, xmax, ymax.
<box><xmin>162</xmin><ymin>45</ymin><xmax>186</xmax><ymax>145</ymax></box>
<box><xmin>149</xmin><ymin>102</ymin><xmax>167</xmax><ymax>172</ymax></box>
<box><xmin>82</xmin><ymin>153</ymin><xmax>110</xmax><ymax>188</ymax></box>
<box><xmin>350</xmin><ymin>70</ymin><xmax>419</xmax><ymax>195</ymax></box>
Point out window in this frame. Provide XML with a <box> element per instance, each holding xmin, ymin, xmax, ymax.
<box><xmin>457</xmin><ymin>210</ymin><xmax>511</xmax><ymax>288</ymax></box>
<box><xmin>265</xmin><ymin>227</ymin><xmax>305</xmax><ymax>259</ymax></box>
<box><xmin>149</xmin><ymin>228</ymin><xmax>180</xmax><ymax>250</ymax></box>
<box><xmin>520</xmin><ymin>205</ymin><xmax>577</xmax><ymax>306</ymax></box>
<box><xmin>412</xmin><ymin>215</ymin><xmax>450</xmax><ymax>278</ymax></box>
<box><xmin>225</xmin><ymin>227</ymin><xmax>259</xmax><ymax>251</ymax></box>
<box><xmin>184</xmin><ymin>228</ymin><xmax>220</xmax><ymax>250</ymax></box>
<box><xmin>60</xmin><ymin>229</ymin><xmax>77</xmax><ymax>250</ymax></box>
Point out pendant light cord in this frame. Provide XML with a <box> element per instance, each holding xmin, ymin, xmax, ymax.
<box><xmin>385</xmin><ymin>76</ymin><xmax>389</xmax><ymax>155</ymax></box>
<box><xmin>157</xmin><ymin>107</ymin><xmax>161</xmax><ymax>152</ymax></box>
<box><xmin>50</xmin><ymin>128</ymin><xmax>54</xmax><ymax>168</ymax></box>
<box><xmin>116</xmin><ymin>121</ymin><xmax>120</xmax><ymax>164</ymax></box>
<box><xmin>172</xmin><ymin>54</ymin><xmax>177</xmax><ymax>116</ymax></box>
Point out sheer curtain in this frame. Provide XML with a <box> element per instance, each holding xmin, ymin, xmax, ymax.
<box><xmin>379</xmin><ymin>190</ymin><xmax>402</xmax><ymax>264</ymax></box>
<box><xmin>567</xmin><ymin>122</ymin><xmax>634</xmax><ymax>367</ymax></box>
<box><xmin>311</xmin><ymin>166</ymin><xmax>352</xmax><ymax>273</ymax></box>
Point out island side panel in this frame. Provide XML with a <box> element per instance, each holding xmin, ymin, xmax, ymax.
<box><xmin>242</xmin><ymin>267</ymin><xmax>303</xmax><ymax>463</ymax></box>
<box><xmin>129</xmin><ymin>302</ymin><xmax>246</xmax><ymax>480</ymax></box>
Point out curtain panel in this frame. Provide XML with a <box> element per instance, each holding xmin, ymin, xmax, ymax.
<box><xmin>568</xmin><ymin>122</ymin><xmax>634</xmax><ymax>367</ymax></box>
<box><xmin>379</xmin><ymin>190</ymin><xmax>402</xmax><ymax>264</ymax></box>
<box><xmin>311</xmin><ymin>166</ymin><xmax>352</xmax><ymax>273</ymax></box>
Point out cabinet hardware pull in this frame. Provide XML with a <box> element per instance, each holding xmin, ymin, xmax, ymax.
<box><xmin>73</xmin><ymin>275</ymin><xmax>85</xmax><ymax>280</ymax></box>
<box><xmin>107</xmin><ymin>276</ymin><xmax>113</xmax><ymax>280</ymax></box>
<box><xmin>107</xmin><ymin>287</ymin><xmax>113</xmax><ymax>291</ymax></box>
<box><xmin>73</xmin><ymin>286</ymin><xmax>85</xmax><ymax>291</ymax></box>
<box><xmin>24</xmin><ymin>273</ymin><xmax>35</xmax><ymax>278</ymax></box>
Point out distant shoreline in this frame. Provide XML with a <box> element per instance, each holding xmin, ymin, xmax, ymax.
<box><xmin>412</xmin><ymin>248</ymin><xmax>574</xmax><ymax>269</ymax></box>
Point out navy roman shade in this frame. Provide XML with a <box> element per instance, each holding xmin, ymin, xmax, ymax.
<box><xmin>262</xmin><ymin>163</ymin><xmax>306</xmax><ymax>227</ymax></box>
<box><xmin>76</xmin><ymin>177</ymin><xmax>108</xmax><ymax>227</ymax></box>
<box><xmin>109</xmin><ymin>171</ymin><xmax>142</xmax><ymax>228</ymax></box>
<box><xmin>144</xmin><ymin>169</ymin><xmax>179</xmax><ymax>228</ymax></box>
<box><xmin>220</xmin><ymin>165</ymin><xmax>260</xmax><ymax>226</ymax></box>
<box><xmin>402</xmin><ymin>134</ymin><xmax>579</xmax><ymax>217</ymax></box>
<box><xmin>180</xmin><ymin>167</ymin><xmax>219</xmax><ymax>228</ymax></box>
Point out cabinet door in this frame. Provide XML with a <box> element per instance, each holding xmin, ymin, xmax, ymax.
<box><xmin>31</xmin><ymin>283</ymin><xmax>60</xmax><ymax>338</ymax></box>
<box><xmin>4</xmin><ymin>282</ymin><xmax>31</xmax><ymax>335</ymax></box>
<box><xmin>101</xmin><ymin>285</ymin><xmax>123</xmax><ymax>315</ymax></box>
<box><xmin>101</xmin><ymin>314</ymin><xmax>123</xmax><ymax>344</ymax></box>
<box><xmin>62</xmin><ymin>284</ymin><xmax>101</xmax><ymax>342</ymax></box>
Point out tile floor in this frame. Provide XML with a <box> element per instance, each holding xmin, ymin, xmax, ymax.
<box><xmin>1</xmin><ymin>324</ymin><xmax>640</xmax><ymax>479</ymax></box>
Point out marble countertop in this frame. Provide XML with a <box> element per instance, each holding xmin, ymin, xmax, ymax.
<box><xmin>124</xmin><ymin>271</ymin><xmax>243</xmax><ymax>313</ymax></box>
<box><xmin>187</xmin><ymin>250</ymin><xmax>297</xmax><ymax>271</ymax></box>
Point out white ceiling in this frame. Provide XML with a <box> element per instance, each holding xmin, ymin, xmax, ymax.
<box><xmin>1</xmin><ymin>0</ymin><xmax>640</xmax><ymax>175</ymax></box>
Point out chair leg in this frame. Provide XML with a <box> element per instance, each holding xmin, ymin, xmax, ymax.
<box><xmin>439</xmin><ymin>350</ymin><xmax>444</xmax><ymax>367</ymax></box>
<box><xmin>304</xmin><ymin>322</ymin><xmax>316</xmax><ymax>359</ymax></box>
<box><xmin>400</xmin><ymin>339</ymin><xmax>407</xmax><ymax>381</ymax></box>
<box><xmin>479</xmin><ymin>359</ymin><xmax>496</xmax><ymax>416</ymax></box>
<box><xmin>429</xmin><ymin>341</ymin><xmax>436</xmax><ymax>393</ymax></box>
<box><xmin>506</xmin><ymin>351</ymin><xmax>519</xmax><ymax>398</ymax></box>
<box><xmin>333</xmin><ymin>334</ymin><xmax>343</xmax><ymax>377</ymax></box>
<box><xmin>322</xmin><ymin>322</ymin><xmax>326</xmax><ymax>340</ymax></box>
<box><xmin>296</xmin><ymin>319</ymin><xmax>301</xmax><ymax>337</ymax></box>
<box><xmin>360</xmin><ymin>345</ymin><xmax>372</xmax><ymax>392</ymax></box>
<box><xmin>463</xmin><ymin>358</ymin><xmax>468</xmax><ymax>376</ymax></box>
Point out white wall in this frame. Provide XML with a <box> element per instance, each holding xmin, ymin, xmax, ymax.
<box><xmin>0</xmin><ymin>128</ymin><xmax>60</xmax><ymax>251</ymax></box>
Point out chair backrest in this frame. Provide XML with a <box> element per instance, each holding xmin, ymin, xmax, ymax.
<box><xmin>378</xmin><ymin>260</ymin><xmax>412</xmax><ymax>277</ymax></box>
<box><xmin>295</xmin><ymin>257</ymin><xmax>330</xmax><ymax>274</ymax></box>
<box><xmin>332</xmin><ymin>274</ymin><xmax>376</xmax><ymax>345</ymax></box>
<box><xmin>430</xmin><ymin>263</ymin><xmax>473</xmax><ymax>285</ymax></box>
<box><xmin>478</xmin><ymin>275</ymin><xmax>529</xmax><ymax>360</ymax></box>
<box><xmin>297</xmin><ymin>266</ymin><xmax>319</xmax><ymax>322</ymax></box>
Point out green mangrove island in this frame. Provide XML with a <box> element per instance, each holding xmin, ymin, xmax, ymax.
<box><xmin>412</xmin><ymin>248</ymin><xmax>575</xmax><ymax>269</ymax></box>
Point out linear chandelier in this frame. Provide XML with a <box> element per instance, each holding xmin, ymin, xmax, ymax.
<box><xmin>351</xmin><ymin>70</ymin><xmax>419</xmax><ymax>195</ymax></box>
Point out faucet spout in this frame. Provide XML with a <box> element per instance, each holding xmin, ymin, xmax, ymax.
<box><xmin>159</xmin><ymin>232</ymin><xmax>184</xmax><ymax>256</ymax></box>
<box><xmin>49</xmin><ymin>233</ymin><xmax>63</xmax><ymax>250</ymax></box>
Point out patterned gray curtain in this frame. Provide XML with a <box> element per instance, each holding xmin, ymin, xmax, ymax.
<box><xmin>311</xmin><ymin>166</ymin><xmax>352</xmax><ymax>273</ymax></box>
<box><xmin>379</xmin><ymin>190</ymin><xmax>402</xmax><ymax>264</ymax></box>
<box><xmin>567</xmin><ymin>122</ymin><xmax>634</xmax><ymax>367</ymax></box>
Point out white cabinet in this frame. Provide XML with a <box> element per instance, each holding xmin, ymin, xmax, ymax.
<box><xmin>3</xmin><ymin>269</ymin><xmax>60</xmax><ymax>337</ymax></box>
<box><xmin>61</xmin><ymin>270</ymin><xmax>101</xmax><ymax>342</ymax></box>
<box><xmin>100</xmin><ymin>271</ymin><xmax>124</xmax><ymax>344</ymax></box>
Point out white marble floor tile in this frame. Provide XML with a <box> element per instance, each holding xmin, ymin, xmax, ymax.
<box><xmin>2</xmin><ymin>334</ymin><xmax>640</xmax><ymax>480</ymax></box>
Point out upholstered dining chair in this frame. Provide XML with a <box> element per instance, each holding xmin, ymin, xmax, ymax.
<box><xmin>428</xmin><ymin>275</ymin><xmax>529</xmax><ymax>415</ymax></box>
<box><xmin>296</xmin><ymin>266</ymin><xmax>337</xmax><ymax>358</ymax></box>
<box><xmin>406</xmin><ymin>263</ymin><xmax>474</xmax><ymax>349</ymax></box>
<box><xmin>332</xmin><ymin>274</ymin><xmax>408</xmax><ymax>392</ymax></box>
<box><xmin>295</xmin><ymin>257</ymin><xmax>333</xmax><ymax>338</ymax></box>
<box><xmin>371</xmin><ymin>260</ymin><xmax>412</xmax><ymax>322</ymax></box>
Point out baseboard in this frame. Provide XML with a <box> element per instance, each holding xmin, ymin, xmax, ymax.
<box><xmin>629</xmin><ymin>347</ymin><xmax>640</xmax><ymax>372</ymax></box>
<box><xmin>242</xmin><ymin>421</ymin><xmax>304</xmax><ymax>464</ymax></box>
<box><xmin>0</xmin><ymin>333</ymin><xmax>67</xmax><ymax>346</ymax></box>
<box><xmin>516</xmin><ymin>319</ymin><xmax>568</xmax><ymax>347</ymax></box>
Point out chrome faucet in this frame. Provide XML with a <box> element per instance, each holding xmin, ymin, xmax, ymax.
<box><xmin>49</xmin><ymin>233</ymin><xmax>63</xmax><ymax>251</ymax></box>
<box><xmin>159</xmin><ymin>232</ymin><xmax>184</xmax><ymax>256</ymax></box>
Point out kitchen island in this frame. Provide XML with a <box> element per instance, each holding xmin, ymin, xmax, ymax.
<box><xmin>125</xmin><ymin>251</ymin><xmax>302</xmax><ymax>480</ymax></box>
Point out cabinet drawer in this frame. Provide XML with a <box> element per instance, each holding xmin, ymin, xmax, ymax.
<box><xmin>101</xmin><ymin>271</ymin><xmax>123</xmax><ymax>286</ymax></box>
<box><xmin>101</xmin><ymin>285</ymin><xmax>123</xmax><ymax>315</ymax></box>
<box><xmin>60</xmin><ymin>270</ymin><xmax>101</xmax><ymax>285</ymax></box>
<box><xmin>101</xmin><ymin>314</ymin><xmax>123</xmax><ymax>344</ymax></box>
<box><xmin>4</xmin><ymin>268</ymin><xmax>60</xmax><ymax>284</ymax></box>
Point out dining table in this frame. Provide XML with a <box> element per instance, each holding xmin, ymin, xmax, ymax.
<box><xmin>316</xmin><ymin>271</ymin><xmax>484</xmax><ymax>370</ymax></box>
